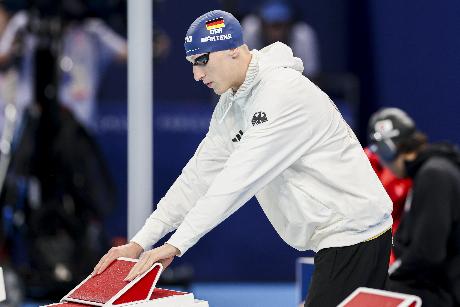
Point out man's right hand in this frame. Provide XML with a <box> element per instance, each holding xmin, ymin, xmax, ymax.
<box><xmin>93</xmin><ymin>242</ymin><xmax>144</xmax><ymax>275</ymax></box>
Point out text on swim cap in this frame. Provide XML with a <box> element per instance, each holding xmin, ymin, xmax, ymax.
<box><xmin>201</xmin><ymin>33</ymin><xmax>232</xmax><ymax>43</ymax></box>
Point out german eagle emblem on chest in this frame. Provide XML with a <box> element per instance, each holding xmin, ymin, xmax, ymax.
<box><xmin>251</xmin><ymin>111</ymin><xmax>268</xmax><ymax>126</ymax></box>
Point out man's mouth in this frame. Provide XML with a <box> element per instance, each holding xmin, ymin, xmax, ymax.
<box><xmin>205</xmin><ymin>82</ymin><xmax>213</xmax><ymax>88</ymax></box>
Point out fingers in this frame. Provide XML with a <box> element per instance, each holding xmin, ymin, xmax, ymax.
<box><xmin>92</xmin><ymin>248</ymin><xmax>118</xmax><ymax>275</ymax></box>
<box><xmin>95</xmin><ymin>255</ymin><xmax>115</xmax><ymax>275</ymax></box>
<box><xmin>93</xmin><ymin>243</ymin><xmax>145</xmax><ymax>276</ymax></box>
<box><xmin>125</xmin><ymin>253</ymin><xmax>156</xmax><ymax>281</ymax></box>
<box><xmin>92</xmin><ymin>247</ymin><xmax>120</xmax><ymax>275</ymax></box>
<box><xmin>123</xmin><ymin>245</ymin><xmax>178</xmax><ymax>282</ymax></box>
<box><xmin>159</xmin><ymin>256</ymin><xmax>174</xmax><ymax>270</ymax></box>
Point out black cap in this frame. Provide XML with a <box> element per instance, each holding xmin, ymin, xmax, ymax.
<box><xmin>368</xmin><ymin>108</ymin><xmax>417</xmax><ymax>162</ymax></box>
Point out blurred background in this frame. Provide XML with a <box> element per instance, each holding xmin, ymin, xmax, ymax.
<box><xmin>0</xmin><ymin>0</ymin><xmax>458</xmax><ymax>306</ymax></box>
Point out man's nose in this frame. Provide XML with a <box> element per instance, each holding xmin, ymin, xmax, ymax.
<box><xmin>193</xmin><ymin>66</ymin><xmax>205</xmax><ymax>82</ymax></box>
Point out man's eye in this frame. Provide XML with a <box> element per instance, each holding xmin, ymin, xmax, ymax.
<box><xmin>193</xmin><ymin>59</ymin><xmax>206</xmax><ymax>66</ymax></box>
<box><xmin>193</xmin><ymin>54</ymin><xmax>209</xmax><ymax>66</ymax></box>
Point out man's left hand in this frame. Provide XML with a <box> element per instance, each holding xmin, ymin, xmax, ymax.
<box><xmin>124</xmin><ymin>243</ymin><xmax>180</xmax><ymax>281</ymax></box>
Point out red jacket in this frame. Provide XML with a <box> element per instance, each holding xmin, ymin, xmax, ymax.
<box><xmin>365</xmin><ymin>148</ymin><xmax>412</xmax><ymax>264</ymax></box>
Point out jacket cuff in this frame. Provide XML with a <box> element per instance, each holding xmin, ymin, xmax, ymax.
<box><xmin>130</xmin><ymin>231</ymin><xmax>155</xmax><ymax>251</ymax></box>
<box><xmin>166</xmin><ymin>236</ymin><xmax>190</xmax><ymax>257</ymax></box>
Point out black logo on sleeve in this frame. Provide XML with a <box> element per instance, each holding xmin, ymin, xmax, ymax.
<box><xmin>232</xmin><ymin>130</ymin><xmax>244</xmax><ymax>142</ymax></box>
<box><xmin>251</xmin><ymin>111</ymin><xmax>268</xmax><ymax>126</ymax></box>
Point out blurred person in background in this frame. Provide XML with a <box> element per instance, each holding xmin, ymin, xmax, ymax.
<box><xmin>0</xmin><ymin>0</ymin><xmax>171</xmax><ymax>132</ymax></box>
<box><xmin>368</xmin><ymin>107</ymin><xmax>460</xmax><ymax>307</ymax></box>
<box><xmin>57</xmin><ymin>0</ymin><xmax>128</xmax><ymax>131</ymax></box>
<box><xmin>242</xmin><ymin>0</ymin><xmax>320</xmax><ymax>77</ymax></box>
<box><xmin>0</xmin><ymin>0</ymin><xmax>119</xmax><ymax>301</ymax></box>
<box><xmin>0</xmin><ymin>0</ymin><xmax>128</xmax><ymax>132</ymax></box>
<box><xmin>94</xmin><ymin>10</ymin><xmax>393</xmax><ymax>307</ymax></box>
<box><xmin>364</xmin><ymin>147</ymin><xmax>412</xmax><ymax>264</ymax></box>
<box><xmin>0</xmin><ymin>1</ymin><xmax>34</xmax><ymax>138</ymax></box>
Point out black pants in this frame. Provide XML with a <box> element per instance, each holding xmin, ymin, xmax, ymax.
<box><xmin>304</xmin><ymin>230</ymin><xmax>392</xmax><ymax>307</ymax></box>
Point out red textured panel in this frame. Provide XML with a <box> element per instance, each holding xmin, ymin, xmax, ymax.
<box><xmin>44</xmin><ymin>303</ymin><xmax>91</xmax><ymax>307</ymax></box>
<box><xmin>113</xmin><ymin>265</ymin><xmax>161</xmax><ymax>304</ymax></box>
<box><xmin>345</xmin><ymin>292</ymin><xmax>404</xmax><ymax>306</ymax></box>
<box><xmin>68</xmin><ymin>259</ymin><xmax>135</xmax><ymax>304</ymax></box>
<box><xmin>150</xmin><ymin>288</ymin><xmax>187</xmax><ymax>300</ymax></box>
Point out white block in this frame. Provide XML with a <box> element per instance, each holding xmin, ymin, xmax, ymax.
<box><xmin>0</xmin><ymin>267</ymin><xmax>5</xmax><ymax>302</ymax></box>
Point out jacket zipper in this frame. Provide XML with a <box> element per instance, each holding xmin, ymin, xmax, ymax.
<box><xmin>219</xmin><ymin>99</ymin><xmax>233</xmax><ymax>124</ymax></box>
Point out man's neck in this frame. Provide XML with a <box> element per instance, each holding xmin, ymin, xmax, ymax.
<box><xmin>232</xmin><ymin>53</ymin><xmax>253</xmax><ymax>92</ymax></box>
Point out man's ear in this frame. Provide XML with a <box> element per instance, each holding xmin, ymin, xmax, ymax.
<box><xmin>228</xmin><ymin>48</ymin><xmax>239</xmax><ymax>59</ymax></box>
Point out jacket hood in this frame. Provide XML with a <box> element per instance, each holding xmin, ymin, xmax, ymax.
<box><xmin>257</xmin><ymin>41</ymin><xmax>304</xmax><ymax>75</ymax></box>
<box><xmin>405</xmin><ymin>142</ymin><xmax>460</xmax><ymax>178</ymax></box>
<box><xmin>233</xmin><ymin>42</ymin><xmax>304</xmax><ymax>100</ymax></box>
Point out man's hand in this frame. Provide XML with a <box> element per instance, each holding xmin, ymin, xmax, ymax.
<box><xmin>93</xmin><ymin>241</ymin><xmax>144</xmax><ymax>275</ymax></box>
<box><xmin>124</xmin><ymin>243</ymin><xmax>180</xmax><ymax>281</ymax></box>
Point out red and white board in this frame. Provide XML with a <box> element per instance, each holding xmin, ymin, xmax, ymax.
<box><xmin>338</xmin><ymin>287</ymin><xmax>422</xmax><ymax>307</ymax></box>
<box><xmin>41</xmin><ymin>257</ymin><xmax>208</xmax><ymax>307</ymax></box>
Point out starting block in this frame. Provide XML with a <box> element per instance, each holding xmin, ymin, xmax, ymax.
<box><xmin>41</xmin><ymin>257</ymin><xmax>208</xmax><ymax>307</ymax></box>
<box><xmin>338</xmin><ymin>287</ymin><xmax>422</xmax><ymax>307</ymax></box>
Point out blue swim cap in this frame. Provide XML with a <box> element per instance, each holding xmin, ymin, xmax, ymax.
<box><xmin>184</xmin><ymin>10</ymin><xmax>244</xmax><ymax>56</ymax></box>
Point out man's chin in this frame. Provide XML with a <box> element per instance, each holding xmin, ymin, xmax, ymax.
<box><xmin>213</xmin><ymin>87</ymin><xmax>225</xmax><ymax>95</ymax></box>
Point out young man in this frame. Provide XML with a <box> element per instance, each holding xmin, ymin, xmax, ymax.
<box><xmin>368</xmin><ymin>108</ymin><xmax>460</xmax><ymax>307</ymax></box>
<box><xmin>94</xmin><ymin>10</ymin><xmax>392</xmax><ymax>306</ymax></box>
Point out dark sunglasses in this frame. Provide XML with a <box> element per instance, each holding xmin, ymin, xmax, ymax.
<box><xmin>193</xmin><ymin>53</ymin><xmax>210</xmax><ymax>66</ymax></box>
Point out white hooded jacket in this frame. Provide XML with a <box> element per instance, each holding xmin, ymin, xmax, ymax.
<box><xmin>132</xmin><ymin>42</ymin><xmax>393</xmax><ymax>255</ymax></box>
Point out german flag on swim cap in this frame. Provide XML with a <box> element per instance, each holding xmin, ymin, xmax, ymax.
<box><xmin>184</xmin><ymin>10</ymin><xmax>244</xmax><ymax>56</ymax></box>
<box><xmin>206</xmin><ymin>17</ymin><xmax>225</xmax><ymax>30</ymax></box>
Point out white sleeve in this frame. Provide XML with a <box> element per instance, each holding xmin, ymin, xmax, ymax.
<box><xmin>0</xmin><ymin>11</ymin><xmax>28</xmax><ymax>55</ymax></box>
<box><xmin>130</xmin><ymin>117</ymin><xmax>230</xmax><ymax>250</ymax></box>
<box><xmin>167</xmin><ymin>88</ymin><xmax>316</xmax><ymax>255</ymax></box>
<box><xmin>85</xmin><ymin>19</ymin><xmax>127</xmax><ymax>55</ymax></box>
